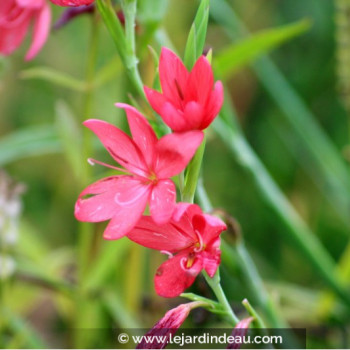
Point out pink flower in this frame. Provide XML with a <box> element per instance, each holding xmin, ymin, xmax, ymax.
<box><xmin>0</xmin><ymin>0</ymin><xmax>51</xmax><ymax>60</ymax></box>
<box><xmin>144</xmin><ymin>48</ymin><xmax>224</xmax><ymax>132</ymax></box>
<box><xmin>127</xmin><ymin>203</ymin><xmax>227</xmax><ymax>297</ymax></box>
<box><xmin>136</xmin><ymin>302</ymin><xmax>201</xmax><ymax>349</ymax></box>
<box><xmin>75</xmin><ymin>104</ymin><xmax>203</xmax><ymax>240</ymax></box>
<box><xmin>49</xmin><ymin>0</ymin><xmax>94</xmax><ymax>6</ymax></box>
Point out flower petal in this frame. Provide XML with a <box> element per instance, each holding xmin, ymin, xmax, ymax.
<box><xmin>16</xmin><ymin>0</ymin><xmax>45</xmax><ymax>8</ymax></box>
<box><xmin>116</xmin><ymin>103</ymin><xmax>157</xmax><ymax>169</ymax></box>
<box><xmin>83</xmin><ymin>119</ymin><xmax>148</xmax><ymax>177</ymax></box>
<box><xmin>159</xmin><ymin>48</ymin><xmax>189</xmax><ymax>108</ymax></box>
<box><xmin>183</xmin><ymin>101</ymin><xmax>204</xmax><ymax>129</ymax></box>
<box><xmin>155</xmin><ymin>250</ymin><xmax>202</xmax><ymax>297</ymax></box>
<box><xmin>187</xmin><ymin>55</ymin><xmax>214</xmax><ymax>104</ymax></box>
<box><xmin>49</xmin><ymin>0</ymin><xmax>95</xmax><ymax>7</ymax></box>
<box><xmin>102</xmin><ymin>178</ymin><xmax>151</xmax><ymax>240</ymax></box>
<box><xmin>203</xmin><ymin>80</ymin><xmax>224</xmax><ymax>128</ymax></box>
<box><xmin>0</xmin><ymin>9</ymin><xmax>31</xmax><ymax>56</ymax></box>
<box><xmin>25</xmin><ymin>2</ymin><xmax>51</xmax><ymax>60</ymax></box>
<box><xmin>149</xmin><ymin>179</ymin><xmax>176</xmax><ymax>224</ymax></box>
<box><xmin>75</xmin><ymin>176</ymin><xmax>124</xmax><ymax>222</ymax></box>
<box><xmin>160</xmin><ymin>102</ymin><xmax>188</xmax><ymax>132</ymax></box>
<box><xmin>192</xmin><ymin>213</ymin><xmax>227</xmax><ymax>245</ymax></box>
<box><xmin>127</xmin><ymin>215</ymin><xmax>195</xmax><ymax>252</ymax></box>
<box><xmin>136</xmin><ymin>303</ymin><xmax>194</xmax><ymax>349</ymax></box>
<box><xmin>200</xmin><ymin>237</ymin><xmax>221</xmax><ymax>277</ymax></box>
<box><xmin>144</xmin><ymin>86</ymin><xmax>167</xmax><ymax>116</ymax></box>
<box><xmin>154</xmin><ymin>131</ymin><xmax>203</xmax><ymax>178</ymax></box>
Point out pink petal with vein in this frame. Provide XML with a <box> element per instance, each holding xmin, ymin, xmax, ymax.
<box><xmin>116</xmin><ymin>103</ymin><xmax>157</xmax><ymax>169</ymax></box>
<box><xmin>127</xmin><ymin>217</ymin><xmax>195</xmax><ymax>252</ymax></box>
<box><xmin>83</xmin><ymin>119</ymin><xmax>148</xmax><ymax>177</ymax></box>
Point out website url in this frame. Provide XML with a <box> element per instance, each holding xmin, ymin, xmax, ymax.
<box><xmin>119</xmin><ymin>332</ymin><xmax>283</xmax><ymax>347</ymax></box>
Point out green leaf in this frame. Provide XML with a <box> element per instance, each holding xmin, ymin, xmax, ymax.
<box><xmin>93</xmin><ymin>55</ymin><xmax>122</xmax><ymax>87</ymax></box>
<box><xmin>214</xmin><ymin>19</ymin><xmax>311</xmax><ymax>79</ymax></box>
<box><xmin>210</xmin><ymin>0</ymin><xmax>350</xmax><ymax>229</ymax></box>
<box><xmin>212</xmin><ymin>111</ymin><xmax>350</xmax><ymax>309</ymax></box>
<box><xmin>2</xmin><ymin>308</ymin><xmax>46</xmax><ymax>348</ymax></box>
<box><xmin>0</xmin><ymin>125</ymin><xmax>61</xmax><ymax>166</ymax></box>
<box><xmin>19</xmin><ymin>67</ymin><xmax>87</xmax><ymax>92</ymax></box>
<box><xmin>55</xmin><ymin>101</ymin><xmax>83</xmax><ymax>179</ymax></box>
<box><xmin>184</xmin><ymin>0</ymin><xmax>210</xmax><ymax>69</ymax></box>
<box><xmin>103</xmin><ymin>291</ymin><xmax>141</xmax><ymax>328</ymax></box>
<box><xmin>83</xmin><ymin>239</ymin><xmax>131</xmax><ymax>292</ymax></box>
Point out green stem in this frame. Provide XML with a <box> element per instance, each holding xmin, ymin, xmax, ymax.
<box><xmin>79</xmin><ymin>11</ymin><xmax>99</xmax><ymax>280</ymax></box>
<box><xmin>234</xmin><ymin>242</ymin><xmax>287</xmax><ymax>327</ymax></box>
<box><xmin>214</xmin><ymin>116</ymin><xmax>350</xmax><ymax>309</ymax></box>
<box><xmin>183</xmin><ymin>136</ymin><xmax>206</xmax><ymax>202</ymax></box>
<box><xmin>121</xmin><ymin>0</ymin><xmax>145</xmax><ymax>98</ymax></box>
<box><xmin>242</xmin><ymin>298</ymin><xmax>267</xmax><ymax>329</ymax></box>
<box><xmin>203</xmin><ymin>270</ymin><xmax>239</xmax><ymax>325</ymax></box>
<box><xmin>197</xmin><ymin>179</ymin><xmax>287</xmax><ymax>328</ymax></box>
<box><xmin>75</xmin><ymin>14</ymin><xmax>99</xmax><ymax>348</ymax></box>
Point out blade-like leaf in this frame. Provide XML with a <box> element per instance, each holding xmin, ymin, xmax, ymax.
<box><xmin>210</xmin><ymin>0</ymin><xmax>350</xmax><ymax>229</ymax></box>
<box><xmin>55</xmin><ymin>101</ymin><xmax>83</xmax><ymax>180</ymax></box>
<box><xmin>184</xmin><ymin>0</ymin><xmax>210</xmax><ymax>69</ymax></box>
<box><xmin>215</xmin><ymin>19</ymin><xmax>311</xmax><ymax>79</ymax></box>
<box><xmin>0</xmin><ymin>125</ymin><xmax>61</xmax><ymax>166</ymax></box>
<box><xmin>19</xmin><ymin>67</ymin><xmax>87</xmax><ymax>92</ymax></box>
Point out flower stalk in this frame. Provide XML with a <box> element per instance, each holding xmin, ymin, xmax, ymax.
<box><xmin>121</xmin><ymin>0</ymin><xmax>144</xmax><ymax>97</ymax></box>
<box><xmin>203</xmin><ymin>269</ymin><xmax>239</xmax><ymax>325</ymax></box>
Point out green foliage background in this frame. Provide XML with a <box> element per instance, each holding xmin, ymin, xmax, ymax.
<box><xmin>0</xmin><ymin>0</ymin><xmax>349</xmax><ymax>348</ymax></box>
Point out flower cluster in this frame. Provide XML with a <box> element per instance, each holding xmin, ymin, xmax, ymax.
<box><xmin>75</xmin><ymin>48</ymin><xmax>225</xmax><ymax>297</ymax></box>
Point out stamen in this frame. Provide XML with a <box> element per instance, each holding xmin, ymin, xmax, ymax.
<box><xmin>180</xmin><ymin>257</ymin><xmax>188</xmax><ymax>271</ymax></box>
<box><xmin>87</xmin><ymin>158</ymin><xmax>128</xmax><ymax>173</ymax></box>
<box><xmin>194</xmin><ymin>229</ymin><xmax>204</xmax><ymax>252</ymax></box>
<box><xmin>161</xmin><ymin>250</ymin><xmax>174</xmax><ymax>259</ymax></box>
<box><xmin>107</xmin><ymin>147</ymin><xmax>148</xmax><ymax>178</ymax></box>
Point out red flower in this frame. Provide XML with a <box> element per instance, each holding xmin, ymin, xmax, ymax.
<box><xmin>75</xmin><ymin>104</ymin><xmax>203</xmax><ymax>240</ymax></box>
<box><xmin>145</xmin><ymin>48</ymin><xmax>224</xmax><ymax>132</ymax></box>
<box><xmin>0</xmin><ymin>0</ymin><xmax>51</xmax><ymax>60</ymax></box>
<box><xmin>127</xmin><ymin>203</ymin><xmax>227</xmax><ymax>297</ymax></box>
<box><xmin>227</xmin><ymin>317</ymin><xmax>254</xmax><ymax>349</ymax></box>
<box><xmin>136</xmin><ymin>302</ymin><xmax>201</xmax><ymax>349</ymax></box>
<box><xmin>49</xmin><ymin>0</ymin><xmax>94</xmax><ymax>6</ymax></box>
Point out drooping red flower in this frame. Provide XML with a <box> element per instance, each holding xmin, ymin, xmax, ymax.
<box><xmin>227</xmin><ymin>317</ymin><xmax>254</xmax><ymax>349</ymax></box>
<box><xmin>136</xmin><ymin>302</ymin><xmax>202</xmax><ymax>349</ymax></box>
<box><xmin>0</xmin><ymin>0</ymin><xmax>51</xmax><ymax>60</ymax></box>
<box><xmin>127</xmin><ymin>203</ymin><xmax>227</xmax><ymax>297</ymax></box>
<box><xmin>49</xmin><ymin>0</ymin><xmax>94</xmax><ymax>6</ymax></box>
<box><xmin>144</xmin><ymin>48</ymin><xmax>224</xmax><ymax>132</ymax></box>
<box><xmin>53</xmin><ymin>3</ymin><xmax>94</xmax><ymax>30</ymax></box>
<box><xmin>75</xmin><ymin>104</ymin><xmax>203</xmax><ymax>240</ymax></box>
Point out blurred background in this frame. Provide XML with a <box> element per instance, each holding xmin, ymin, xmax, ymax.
<box><xmin>0</xmin><ymin>0</ymin><xmax>350</xmax><ymax>348</ymax></box>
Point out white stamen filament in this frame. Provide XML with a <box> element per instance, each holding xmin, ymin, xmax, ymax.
<box><xmin>194</xmin><ymin>229</ymin><xmax>204</xmax><ymax>252</ymax></box>
<box><xmin>180</xmin><ymin>257</ymin><xmax>188</xmax><ymax>271</ymax></box>
<box><xmin>161</xmin><ymin>250</ymin><xmax>174</xmax><ymax>259</ymax></box>
<box><xmin>87</xmin><ymin>158</ymin><xmax>127</xmax><ymax>173</ymax></box>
